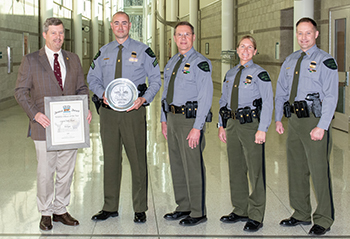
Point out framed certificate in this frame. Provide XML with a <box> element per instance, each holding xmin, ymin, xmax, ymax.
<box><xmin>44</xmin><ymin>95</ymin><xmax>90</xmax><ymax>151</ymax></box>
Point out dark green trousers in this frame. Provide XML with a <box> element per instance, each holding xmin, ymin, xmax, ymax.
<box><xmin>226</xmin><ymin>118</ymin><xmax>266</xmax><ymax>223</ymax></box>
<box><xmin>167</xmin><ymin>113</ymin><xmax>206</xmax><ymax>218</ymax></box>
<box><xmin>287</xmin><ymin>114</ymin><xmax>334</xmax><ymax>229</ymax></box>
<box><xmin>99</xmin><ymin>106</ymin><xmax>148</xmax><ymax>213</ymax></box>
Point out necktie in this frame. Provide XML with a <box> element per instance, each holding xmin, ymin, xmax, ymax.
<box><xmin>166</xmin><ymin>54</ymin><xmax>184</xmax><ymax>104</ymax></box>
<box><xmin>115</xmin><ymin>44</ymin><xmax>123</xmax><ymax>78</ymax></box>
<box><xmin>230</xmin><ymin>65</ymin><xmax>245</xmax><ymax>111</ymax></box>
<box><xmin>53</xmin><ymin>53</ymin><xmax>63</xmax><ymax>90</ymax></box>
<box><xmin>289</xmin><ymin>51</ymin><xmax>306</xmax><ymax>102</ymax></box>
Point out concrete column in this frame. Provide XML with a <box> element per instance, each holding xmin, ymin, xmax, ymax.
<box><xmin>189</xmin><ymin>0</ymin><xmax>198</xmax><ymax>50</ymax></box>
<box><xmin>104</xmin><ymin>0</ymin><xmax>111</xmax><ymax>45</ymax></box>
<box><xmin>221</xmin><ymin>0</ymin><xmax>234</xmax><ymax>82</ymax></box>
<box><xmin>40</xmin><ymin>0</ymin><xmax>53</xmax><ymax>47</ymax></box>
<box><xmin>92</xmin><ymin>0</ymin><xmax>100</xmax><ymax>55</ymax></box>
<box><xmin>159</xmin><ymin>0</ymin><xmax>165</xmax><ymax>71</ymax></box>
<box><xmin>151</xmin><ymin>0</ymin><xmax>156</xmax><ymax>52</ymax></box>
<box><xmin>170</xmin><ymin>0</ymin><xmax>178</xmax><ymax>56</ymax></box>
<box><xmin>143</xmin><ymin>0</ymin><xmax>148</xmax><ymax>45</ymax></box>
<box><xmin>73</xmin><ymin>0</ymin><xmax>83</xmax><ymax>61</ymax></box>
<box><xmin>293</xmin><ymin>0</ymin><xmax>314</xmax><ymax>51</ymax></box>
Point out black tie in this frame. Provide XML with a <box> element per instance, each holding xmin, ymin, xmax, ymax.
<box><xmin>166</xmin><ymin>54</ymin><xmax>184</xmax><ymax>104</ymax></box>
<box><xmin>230</xmin><ymin>65</ymin><xmax>245</xmax><ymax>111</ymax></box>
<box><xmin>289</xmin><ymin>52</ymin><xmax>306</xmax><ymax>102</ymax></box>
<box><xmin>115</xmin><ymin>44</ymin><xmax>123</xmax><ymax>78</ymax></box>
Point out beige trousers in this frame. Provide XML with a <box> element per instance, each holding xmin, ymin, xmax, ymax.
<box><xmin>34</xmin><ymin>141</ymin><xmax>77</xmax><ymax>216</ymax></box>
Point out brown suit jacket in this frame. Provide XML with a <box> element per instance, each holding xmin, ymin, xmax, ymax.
<box><xmin>15</xmin><ymin>47</ymin><xmax>89</xmax><ymax>140</ymax></box>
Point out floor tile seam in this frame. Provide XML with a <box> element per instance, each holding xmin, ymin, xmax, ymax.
<box><xmin>0</xmin><ymin>233</ymin><xmax>349</xmax><ymax>238</ymax></box>
<box><xmin>148</xmin><ymin>159</ymin><xmax>161</xmax><ymax>236</ymax></box>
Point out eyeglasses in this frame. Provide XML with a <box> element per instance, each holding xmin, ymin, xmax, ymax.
<box><xmin>175</xmin><ymin>32</ymin><xmax>192</xmax><ymax>38</ymax></box>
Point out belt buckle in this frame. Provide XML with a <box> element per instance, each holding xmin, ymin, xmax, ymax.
<box><xmin>231</xmin><ymin>111</ymin><xmax>235</xmax><ymax>119</ymax></box>
<box><xmin>171</xmin><ymin>105</ymin><xmax>176</xmax><ymax>114</ymax></box>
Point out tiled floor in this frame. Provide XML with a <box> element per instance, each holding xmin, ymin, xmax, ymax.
<box><xmin>1</xmin><ymin>85</ymin><xmax>350</xmax><ymax>238</ymax></box>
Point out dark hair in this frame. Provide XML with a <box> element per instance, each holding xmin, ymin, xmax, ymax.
<box><xmin>296</xmin><ymin>17</ymin><xmax>317</xmax><ymax>29</ymax></box>
<box><xmin>43</xmin><ymin>18</ymin><xmax>64</xmax><ymax>33</ymax></box>
<box><xmin>112</xmin><ymin>11</ymin><xmax>130</xmax><ymax>22</ymax></box>
<box><xmin>174</xmin><ymin>21</ymin><xmax>195</xmax><ymax>35</ymax></box>
<box><xmin>237</xmin><ymin>35</ymin><xmax>257</xmax><ymax>49</ymax></box>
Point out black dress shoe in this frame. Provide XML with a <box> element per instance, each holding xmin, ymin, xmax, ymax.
<box><xmin>243</xmin><ymin>219</ymin><xmax>263</xmax><ymax>232</ymax></box>
<box><xmin>40</xmin><ymin>216</ymin><xmax>52</xmax><ymax>231</ymax></box>
<box><xmin>179</xmin><ymin>215</ymin><xmax>207</xmax><ymax>226</ymax></box>
<box><xmin>309</xmin><ymin>224</ymin><xmax>330</xmax><ymax>235</ymax></box>
<box><xmin>134</xmin><ymin>212</ymin><xmax>146</xmax><ymax>223</ymax></box>
<box><xmin>220</xmin><ymin>212</ymin><xmax>248</xmax><ymax>223</ymax></box>
<box><xmin>91</xmin><ymin>210</ymin><xmax>119</xmax><ymax>220</ymax></box>
<box><xmin>164</xmin><ymin>211</ymin><xmax>191</xmax><ymax>220</ymax></box>
<box><xmin>280</xmin><ymin>217</ymin><xmax>311</xmax><ymax>227</ymax></box>
<box><xmin>53</xmin><ymin>212</ymin><xmax>79</xmax><ymax>226</ymax></box>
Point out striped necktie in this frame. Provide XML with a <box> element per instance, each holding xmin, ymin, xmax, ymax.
<box><xmin>53</xmin><ymin>53</ymin><xmax>63</xmax><ymax>90</ymax></box>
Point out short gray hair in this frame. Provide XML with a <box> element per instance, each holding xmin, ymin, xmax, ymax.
<box><xmin>43</xmin><ymin>18</ymin><xmax>64</xmax><ymax>33</ymax></box>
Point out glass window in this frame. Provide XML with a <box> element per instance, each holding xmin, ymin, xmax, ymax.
<box><xmin>335</xmin><ymin>18</ymin><xmax>346</xmax><ymax>72</ymax></box>
<box><xmin>124</xmin><ymin>0</ymin><xmax>143</xmax><ymax>7</ymax></box>
<box><xmin>83</xmin><ymin>0</ymin><xmax>91</xmax><ymax>19</ymax></box>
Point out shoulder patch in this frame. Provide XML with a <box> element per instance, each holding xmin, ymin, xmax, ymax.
<box><xmin>145</xmin><ymin>47</ymin><xmax>156</xmax><ymax>58</ymax></box>
<box><xmin>152</xmin><ymin>58</ymin><xmax>158</xmax><ymax>67</ymax></box>
<box><xmin>258</xmin><ymin>71</ymin><xmax>271</xmax><ymax>82</ymax></box>
<box><xmin>93</xmin><ymin>50</ymin><xmax>101</xmax><ymax>60</ymax></box>
<box><xmin>323</xmin><ymin>58</ymin><xmax>337</xmax><ymax>70</ymax></box>
<box><xmin>90</xmin><ymin>61</ymin><xmax>95</xmax><ymax>70</ymax></box>
<box><xmin>197</xmin><ymin>61</ymin><xmax>210</xmax><ymax>72</ymax></box>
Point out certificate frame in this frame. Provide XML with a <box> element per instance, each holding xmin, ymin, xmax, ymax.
<box><xmin>44</xmin><ymin>95</ymin><xmax>90</xmax><ymax>151</ymax></box>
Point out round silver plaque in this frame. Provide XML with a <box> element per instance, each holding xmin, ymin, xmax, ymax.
<box><xmin>105</xmin><ymin>78</ymin><xmax>138</xmax><ymax>111</ymax></box>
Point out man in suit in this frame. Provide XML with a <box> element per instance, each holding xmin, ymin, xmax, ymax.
<box><xmin>15</xmin><ymin>17</ymin><xmax>92</xmax><ymax>231</ymax></box>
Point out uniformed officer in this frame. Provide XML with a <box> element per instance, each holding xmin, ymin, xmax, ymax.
<box><xmin>275</xmin><ymin>17</ymin><xmax>338</xmax><ymax>235</ymax></box>
<box><xmin>218</xmin><ymin>35</ymin><xmax>273</xmax><ymax>232</ymax></box>
<box><xmin>160</xmin><ymin>21</ymin><xmax>213</xmax><ymax>226</ymax></box>
<box><xmin>87</xmin><ymin>11</ymin><xmax>161</xmax><ymax>223</ymax></box>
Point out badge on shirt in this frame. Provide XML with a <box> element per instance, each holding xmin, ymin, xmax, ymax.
<box><xmin>90</xmin><ymin>50</ymin><xmax>101</xmax><ymax>69</ymax></box>
<box><xmin>129</xmin><ymin>51</ymin><xmax>138</xmax><ymax>62</ymax></box>
<box><xmin>323</xmin><ymin>58</ymin><xmax>338</xmax><ymax>70</ymax></box>
<box><xmin>258</xmin><ymin>71</ymin><xmax>271</xmax><ymax>82</ymax></box>
<box><xmin>197</xmin><ymin>61</ymin><xmax>210</xmax><ymax>72</ymax></box>
<box><xmin>244</xmin><ymin>75</ymin><xmax>252</xmax><ymax>85</ymax></box>
<box><xmin>183</xmin><ymin>63</ymin><xmax>190</xmax><ymax>74</ymax></box>
<box><xmin>308</xmin><ymin>61</ymin><xmax>317</xmax><ymax>73</ymax></box>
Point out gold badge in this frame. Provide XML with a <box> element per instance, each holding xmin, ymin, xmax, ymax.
<box><xmin>309</xmin><ymin>61</ymin><xmax>316</xmax><ymax>68</ymax></box>
<box><xmin>245</xmin><ymin>75</ymin><xmax>252</xmax><ymax>85</ymax></box>
<box><xmin>131</xmin><ymin>51</ymin><xmax>137</xmax><ymax>58</ymax></box>
<box><xmin>308</xmin><ymin>61</ymin><xmax>317</xmax><ymax>73</ymax></box>
<box><xmin>129</xmin><ymin>51</ymin><xmax>138</xmax><ymax>62</ymax></box>
<box><xmin>184</xmin><ymin>63</ymin><xmax>190</xmax><ymax>71</ymax></box>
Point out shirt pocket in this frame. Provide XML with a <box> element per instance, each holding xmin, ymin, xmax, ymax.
<box><xmin>178</xmin><ymin>70</ymin><xmax>196</xmax><ymax>90</ymax></box>
<box><xmin>125</xmin><ymin>59</ymin><xmax>143</xmax><ymax>78</ymax></box>
<box><xmin>101</xmin><ymin>58</ymin><xmax>115</xmax><ymax>79</ymax></box>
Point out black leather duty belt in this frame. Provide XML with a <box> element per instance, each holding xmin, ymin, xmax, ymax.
<box><xmin>102</xmin><ymin>102</ymin><xmax>113</xmax><ymax>110</ymax></box>
<box><xmin>170</xmin><ymin>105</ymin><xmax>185</xmax><ymax>114</ymax></box>
<box><xmin>231</xmin><ymin>109</ymin><xmax>259</xmax><ymax>119</ymax></box>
